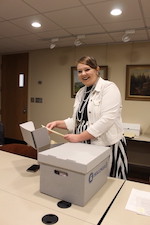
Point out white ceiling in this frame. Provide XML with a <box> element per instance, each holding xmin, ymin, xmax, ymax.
<box><xmin>0</xmin><ymin>0</ymin><xmax>150</xmax><ymax>54</ymax></box>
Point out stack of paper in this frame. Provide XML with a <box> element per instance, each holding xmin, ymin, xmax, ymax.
<box><xmin>125</xmin><ymin>188</ymin><xmax>150</xmax><ymax>216</ymax></box>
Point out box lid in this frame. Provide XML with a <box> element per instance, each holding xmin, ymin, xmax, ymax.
<box><xmin>38</xmin><ymin>142</ymin><xmax>110</xmax><ymax>174</ymax></box>
<box><xmin>19</xmin><ymin>121</ymin><xmax>50</xmax><ymax>150</ymax></box>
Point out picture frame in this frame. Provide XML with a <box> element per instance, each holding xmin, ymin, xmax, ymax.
<box><xmin>125</xmin><ymin>65</ymin><xmax>150</xmax><ymax>101</ymax></box>
<box><xmin>71</xmin><ymin>66</ymin><xmax>108</xmax><ymax>98</ymax></box>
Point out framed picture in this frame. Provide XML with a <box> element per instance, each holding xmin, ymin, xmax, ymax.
<box><xmin>125</xmin><ymin>65</ymin><xmax>150</xmax><ymax>101</ymax></box>
<box><xmin>71</xmin><ymin>66</ymin><xmax>108</xmax><ymax>98</ymax></box>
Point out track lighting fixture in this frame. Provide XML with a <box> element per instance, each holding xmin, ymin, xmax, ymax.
<box><xmin>122</xmin><ymin>34</ymin><xmax>130</xmax><ymax>42</ymax></box>
<box><xmin>74</xmin><ymin>38</ymin><xmax>82</xmax><ymax>46</ymax></box>
<box><xmin>50</xmin><ymin>43</ymin><xmax>56</xmax><ymax>49</ymax></box>
<box><xmin>122</xmin><ymin>30</ymin><xmax>135</xmax><ymax>42</ymax></box>
<box><xmin>50</xmin><ymin>38</ymin><xmax>59</xmax><ymax>49</ymax></box>
<box><xmin>74</xmin><ymin>35</ymin><xmax>85</xmax><ymax>47</ymax></box>
<box><xmin>48</xmin><ymin>34</ymin><xmax>86</xmax><ymax>49</ymax></box>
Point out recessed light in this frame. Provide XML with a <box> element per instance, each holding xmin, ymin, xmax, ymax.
<box><xmin>110</xmin><ymin>8</ymin><xmax>122</xmax><ymax>16</ymax></box>
<box><xmin>31</xmin><ymin>22</ymin><xmax>41</xmax><ymax>28</ymax></box>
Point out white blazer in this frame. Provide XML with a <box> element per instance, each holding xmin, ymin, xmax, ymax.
<box><xmin>64</xmin><ymin>77</ymin><xmax>124</xmax><ymax>146</ymax></box>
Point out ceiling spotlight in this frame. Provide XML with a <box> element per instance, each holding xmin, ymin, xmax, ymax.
<box><xmin>122</xmin><ymin>30</ymin><xmax>135</xmax><ymax>42</ymax></box>
<box><xmin>122</xmin><ymin>34</ymin><xmax>130</xmax><ymax>42</ymax></box>
<box><xmin>110</xmin><ymin>8</ymin><xmax>122</xmax><ymax>16</ymax></box>
<box><xmin>74</xmin><ymin>35</ymin><xmax>85</xmax><ymax>47</ymax></box>
<box><xmin>74</xmin><ymin>39</ymin><xmax>82</xmax><ymax>46</ymax></box>
<box><xmin>49</xmin><ymin>38</ymin><xmax>59</xmax><ymax>49</ymax></box>
<box><xmin>50</xmin><ymin>43</ymin><xmax>56</xmax><ymax>49</ymax></box>
<box><xmin>31</xmin><ymin>22</ymin><xmax>41</xmax><ymax>28</ymax></box>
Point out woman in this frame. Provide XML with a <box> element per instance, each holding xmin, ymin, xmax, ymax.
<box><xmin>46</xmin><ymin>56</ymin><xmax>128</xmax><ymax>179</ymax></box>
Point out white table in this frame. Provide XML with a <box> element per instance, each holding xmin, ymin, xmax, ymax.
<box><xmin>0</xmin><ymin>151</ymin><xmax>125</xmax><ymax>225</ymax></box>
<box><xmin>133</xmin><ymin>134</ymin><xmax>150</xmax><ymax>142</ymax></box>
<box><xmin>0</xmin><ymin>189</ymin><xmax>93</xmax><ymax>225</ymax></box>
<box><xmin>101</xmin><ymin>180</ymin><xmax>150</xmax><ymax>225</ymax></box>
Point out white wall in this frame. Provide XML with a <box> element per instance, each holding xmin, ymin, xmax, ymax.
<box><xmin>27</xmin><ymin>42</ymin><xmax>150</xmax><ymax>143</ymax></box>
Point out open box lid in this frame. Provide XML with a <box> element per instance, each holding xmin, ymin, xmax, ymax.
<box><xmin>38</xmin><ymin>142</ymin><xmax>110</xmax><ymax>174</ymax></box>
<box><xmin>19</xmin><ymin>121</ymin><xmax>50</xmax><ymax>150</ymax></box>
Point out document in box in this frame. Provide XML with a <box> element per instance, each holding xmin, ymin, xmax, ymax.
<box><xmin>125</xmin><ymin>188</ymin><xmax>150</xmax><ymax>216</ymax></box>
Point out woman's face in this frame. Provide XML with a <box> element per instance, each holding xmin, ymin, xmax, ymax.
<box><xmin>77</xmin><ymin>63</ymin><xmax>99</xmax><ymax>87</ymax></box>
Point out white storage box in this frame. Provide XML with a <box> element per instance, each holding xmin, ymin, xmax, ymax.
<box><xmin>38</xmin><ymin>142</ymin><xmax>110</xmax><ymax>206</ymax></box>
<box><xmin>19</xmin><ymin>121</ymin><xmax>50</xmax><ymax>152</ymax></box>
<box><xmin>123</xmin><ymin>123</ymin><xmax>140</xmax><ymax>138</ymax></box>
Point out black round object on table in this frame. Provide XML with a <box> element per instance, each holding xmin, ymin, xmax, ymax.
<box><xmin>42</xmin><ymin>214</ymin><xmax>59</xmax><ymax>224</ymax></box>
<box><xmin>57</xmin><ymin>200</ymin><xmax>72</xmax><ymax>209</ymax></box>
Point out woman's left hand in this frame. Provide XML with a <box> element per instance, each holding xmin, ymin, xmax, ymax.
<box><xmin>64</xmin><ymin>134</ymin><xmax>81</xmax><ymax>143</ymax></box>
<box><xmin>64</xmin><ymin>131</ymin><xmax>94</xmax><ymax>143</ymax></box>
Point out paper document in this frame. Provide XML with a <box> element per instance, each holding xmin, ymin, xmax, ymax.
<box><xmin>125</xmin><ymin>188</ymin><xmax>150</xmax><ymax>216</ymax></box>
<box><xmin>41</xmin><ymin>125</ymin><xmax>65</xmax><ymax>137</ymax></box>
<box><xmin>123</xmin><ymin>131</ymin><xmax>136</xmax><ymax>138</ymax></box>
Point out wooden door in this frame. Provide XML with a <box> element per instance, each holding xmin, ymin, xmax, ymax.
<box><xmin>1</xmin><ymin>53</ymin><xmax>28</xmax><ymax>141</ymax></box>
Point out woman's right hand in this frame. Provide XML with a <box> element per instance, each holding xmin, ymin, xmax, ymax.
<box><xmin>46</xmin><ymin>121</ymin><xmax>57</xmax><ymax>130</ymax></box>
<box><xmin>46</xmin><ymin>120</ymin><xmax>67</xmax><ymax>130</ymax></box>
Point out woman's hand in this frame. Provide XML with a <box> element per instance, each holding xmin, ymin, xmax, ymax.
<box><xmin>64</xmin><ymin>131</ymin><xmax>94</xmax><ymax>143</ymax></box>
<box><xmin>46</xmin><ymin>120</ymin><xmax>67</xmax><ymax>130</ymax></box>
<box><xmin>64</xmin><ymin>134</ymin><xmax>81</xmax><ymax>143</ymax></box>
<box><xmin>46</xmin><ymin>121</ymin><xmax>57</xmax><ymax>130</ymax></box>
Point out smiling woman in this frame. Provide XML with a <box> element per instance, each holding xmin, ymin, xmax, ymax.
<box><xmin>71</xmin><ymin>64</ymin><xmax>108</xmax><ymax>98</ymax></box>
<box><xmin>77</xmin><ymin>56</ymin><xmax>100</xmax><ymax>87</ymax></box>
<box><xmin>46</xmin><ymin>56</ymin><xmax>128</xmax><ymax>180</ymax></box>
